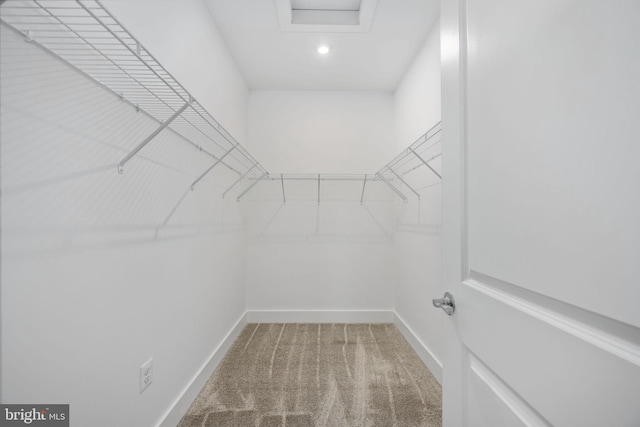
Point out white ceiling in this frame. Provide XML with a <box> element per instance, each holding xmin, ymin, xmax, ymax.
<box><xmin>202</xmin><ymin>0</ymin><xmax>440</xmax><ymax>91</ymax></box>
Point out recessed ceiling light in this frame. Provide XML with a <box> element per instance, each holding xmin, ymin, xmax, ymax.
<box><xmin>317</xmin><ymin>44</ymin><xmax>331</xmax><ymax>55</ymax></box>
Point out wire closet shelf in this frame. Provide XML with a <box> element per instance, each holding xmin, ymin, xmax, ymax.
<box><xmin>0</xmin><ymin>0</ymin><xmax>441</xmax><ymax>203</ymax></box>
<box><xmin>374</xmin><ymin>121</ymin><xmax>442</xmax><ymax>202</ymax></box>
<box><xmin>242</xmin><ymin>122</ymin><xmax>442</xmax><ymax>204</ymax></box>
<box><xmin>0</xmin><ymin>0</ymin><xmax>268</xmax><ymax>198</ymax></box>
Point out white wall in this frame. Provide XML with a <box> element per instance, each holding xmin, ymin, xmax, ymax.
<box><xmin>394</xmin><ymin>22</ymin><xmax>442</xmax><ymax>150</ymax></box>
<box><xmin>392</xmin><ymin>21</ymin><xmax>443</xmax><ymax>380</ymax></box>
<box><xmin>244</xmin><ymin>179</ymin><xmax>397</xmax><ymax>317</ymax></box>
<box><xmin>245</xmin><ymin>90</ymin><xmax>397</xmax><ymax>316</ymax></box>
<box><xmin>248</xmin><ymin>90</ymin><xmax>395</xmax><ymax>173</ymax></box>
<box><xmin>0</xmin><ymin>1</ymin><xmax>250</xmax><ymax>425</ymax></box>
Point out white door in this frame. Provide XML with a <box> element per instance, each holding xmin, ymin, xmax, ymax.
<box><xmin>440</xmin><ymin>0</ymin><xmax>640</xmax><ymax>425</ymax></box>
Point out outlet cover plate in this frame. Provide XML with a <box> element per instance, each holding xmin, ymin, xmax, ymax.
<box><xmin>140</xmin><ymin>358</ymin><xmax>153</xmax><ymax>393</ymax></box>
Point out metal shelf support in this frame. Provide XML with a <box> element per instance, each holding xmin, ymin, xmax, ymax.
<box><xmin>360</xmin><ymin>175</ymin><xmax>368</xmax><ymax>204</ymax></box>
<box><xmin>118</xmin><ymin>99</ymin><xmax>191</xmax><ymax>173</ymax></box>
<box><xmin>409</xmin><ymin>147</ymin><xmax>442</xmax><ymax>179</ymax></box>
<box><xmin>376</xmin><ymin>173</ymin><xmax>408</xmax><ymax>202</ymax></box>
<box><xmin>222</xmin><ymin>163</ymin><xmax>257</xmax><ymax>198</ymax></box>
<box><xmin>386</xmin><ymin>167</ymin><xmax>421</xmax><ymax>199</ymax></box>
<box><xmin>191</xmin><ymin>145</ymin><xmax>236</xmax><ymax>190</ymax></box>
<box><xmin>237</xmin><ymin>173</ymin><xmax>267</xmax><ymax>201</ymax></box>
<box><xmin>280</xmin><ymin>174</ymin><xmax>286</xmax><ymax>204</ymax></box>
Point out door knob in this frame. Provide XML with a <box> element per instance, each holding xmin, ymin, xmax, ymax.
<box><xmin>433</xmin><ymin>292</ymin><xmax>455</xmax><ymax>315</ymax></box>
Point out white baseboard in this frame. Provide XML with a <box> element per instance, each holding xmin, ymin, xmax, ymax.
<box><xmin>393</xmin><ymin>312</ymin><xmax>443</xmax><ymax>385</ymax></box>
<box><xmin>155</xmin><ymin>312</ymin><xmax>247</xmax><ymax>427</ymax></box>
<box><xmin>246</xmin><ymin>310</ymin><xmax>394</xmax><ymax>323</ymax></box>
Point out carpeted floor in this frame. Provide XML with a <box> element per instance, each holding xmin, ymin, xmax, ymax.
<box><xmin>178</xmin><ymin>323</ymin><xmax>442</xmax><ymax>426</ymax></box>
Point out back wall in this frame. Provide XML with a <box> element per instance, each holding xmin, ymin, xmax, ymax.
<box><xmin>248</xmin><ymin>90</ymin><xmax>395</xmax><ymax>173</ymax></box>
<box><xmin>245</xmin><ymin>89</ymin><xmax>398</xmax><ymax>319</ymax></box>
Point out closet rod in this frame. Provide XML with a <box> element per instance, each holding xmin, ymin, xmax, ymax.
<box><xmin>260</xmin><ymin>174</ymin><xmax>374</xmax><ymax>182</ymax></box>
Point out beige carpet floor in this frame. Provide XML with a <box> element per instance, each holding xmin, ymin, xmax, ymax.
<box><xmin>178</xmin><ymin>323</ymin><xmax>442</xmax><ymax>427</ymax></box>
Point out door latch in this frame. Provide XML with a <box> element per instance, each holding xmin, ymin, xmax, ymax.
<box><xmin>432</xmin><ymin>292</ymin><xmax>455</xmax><ymax>315</ymax></box>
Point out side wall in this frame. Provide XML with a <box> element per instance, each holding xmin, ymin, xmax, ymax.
<box><xmin>1</xmin><ymin>1</ymin><xmax>250</xmax><ymax>426</ymax></box>
<box><xmin>245</xmin><ymin>90</ymin><xmax>397</xmax><ymax>318</ymax></box>
<box><xmin>392</xmin><ymin>21</ymin><xmax>444</xmax><ymax>382</ymax></box>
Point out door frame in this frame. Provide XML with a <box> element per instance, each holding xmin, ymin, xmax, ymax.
<box><xmin>441</xmin><ymin>0</ymin><xmax>467</xmax><ymax>424</ymax></box>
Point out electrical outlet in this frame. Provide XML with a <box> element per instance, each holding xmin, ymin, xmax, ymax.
<box><xmin>140</xmin><ymin>358</ymin><xmax>153</xmax><ymax>393</ymax></box>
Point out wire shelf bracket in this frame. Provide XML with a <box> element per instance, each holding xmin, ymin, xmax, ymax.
<box><xmin>118</xmin><ymin>98</ymin><xmax>192</xmax><ymax>174</ymax></box>
<box><xmin>408</xmin><ymin>147</ymin><xmax>442</xmax><ymax>179</ymax></box>
<box><xmin>385</xmin><ymin>166</ymin><xmax>420</xmax><ymax>200</ymax></box>
<box><xmin>222</xmin><ymin>163</ymin><xmax>258</xmax><ymax>198</ymax></box>
<box><xmin>191</xmin><ymin>145</ymin><xmax>236</xmax><ymax>190</ymax></box>
<box><xmin>280</xmin><ymin>174</ymin><xmax>286</xmax><ymax>204</ymax></box>
<box><xmin>360</xmin><ymin>175</ymin><xmax>368</xmax><ymax>205</ymax></box>
<box><xmin>372</xmin><ymin>121</ymin><xmax>442</xmax><ymax>202</ymax></box>
<box><xmin>376</xmin><ymin>173</ymin><xmax>408</xmax><ymax>202</ymax></box>
<box><xmin>236</xmin><ymin>173</ymin><xmax>268</xmax><ymax>202</ymax></box>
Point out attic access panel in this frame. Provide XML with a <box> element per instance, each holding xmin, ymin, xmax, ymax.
<box><xmin>291</xmin><ymin>0</ymin><xmax>360</xmax><ymax>25</ymax></box>
<box><xmin>291</xmin><ymin>0</ymin><xmax>361</xmax><ymax>9</ymax></box>
<box><xmin>276</xmin><ymin>0</ymin><xmax>378</xmax><ymax>32</ymax></box>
